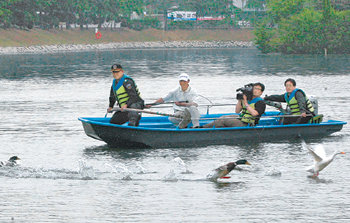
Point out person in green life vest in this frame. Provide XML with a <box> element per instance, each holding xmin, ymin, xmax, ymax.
<box><xmin>202</xmin><ymin>82</ymin><xmax>266</xmax><ymax>128</ymax></box>
<box><xmin>264</xmin><ymin>78</ymin><xmax>315</xmax><ymax>124</ymax></box>
<box><xmin>107</xmin><ymin>64</ymin><xmax>144</xmax><ymax>126</ymax></box>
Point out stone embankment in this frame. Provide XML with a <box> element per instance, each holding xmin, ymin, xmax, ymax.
<box><xmin>0</xmin><ymin>40</ymin><xmax>254</xmax><ymax>55</ymax></box>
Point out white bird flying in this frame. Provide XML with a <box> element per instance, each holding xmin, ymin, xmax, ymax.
<box><xmin>303</xmin><ymin>142</ymin><xmax>345</xmax><ymax>177</ymax></box>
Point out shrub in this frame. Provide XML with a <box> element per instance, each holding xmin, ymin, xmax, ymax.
<box><xmin>125</xmin><ymin>17</ymin><xmax>160</xmax><ymax>30</ymax></box>
<box><xmin>255</xmin><ymin>8</ymin><xmax>350</xmax><ymax>54</ymax></box>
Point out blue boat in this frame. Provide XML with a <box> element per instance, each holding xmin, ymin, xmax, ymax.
<box><xmin>78</xmin><ymin>111</ymin><xmax>346</xmax><ymax>148</ymax></box>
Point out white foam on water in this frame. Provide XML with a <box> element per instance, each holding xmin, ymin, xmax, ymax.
<box><xmin>78</xmin><ymin>159</ymin><xmax>96</xmax><ymax>180</ymax></box>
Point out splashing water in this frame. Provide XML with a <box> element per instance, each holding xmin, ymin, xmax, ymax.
<box><xmin>135</xmin><ymin>162</ymin><xmax>147</xmax><ymax>174</ymax></box>
<box><xmin>172</xmin><ymin>157</ymin><xmax>192</xmax><ymax>174</ymax></box>
<box><xmin>161</xmin><ymin>157</ymin><xmax>189</xmax><ymax>181</ymax></box>
<box><xmin>206</xmin><ymin>170</ymin><xmax>220</xmax><ymax>181</ymax></box>
<box><xmin>78</xmin><ymin>159</ymin><xmax>96</xmax><ymax>180</ymax></box>
<box><xmin>162</xmin><ymin>169</ymin><xmax>178</xmax><ymax>182</ymax></box>
<box><xmin>105</xmin><ymin>163</ymin><xmax>133</xmax><ymax>180</ymax></box>
<box><xmin>264</xmin><ymin>168</ymin><xmax>282</xmax><ymax>177</ymax></box>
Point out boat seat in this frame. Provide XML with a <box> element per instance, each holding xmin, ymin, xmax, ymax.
<box><xmin>139</xmin><ymin>123</ymin><xmax>176</xmax><ymax>128</ymax></box>
<box><xmin>257</xmin><ymin>117</ymin><xmax>279</xmax><ymax>126</ymax></box>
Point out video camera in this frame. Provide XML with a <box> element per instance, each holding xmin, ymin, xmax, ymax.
<box><xmin>236</xmin><ymin>83</ymin><xmax>254</xmax><ymax>101</ymax></box>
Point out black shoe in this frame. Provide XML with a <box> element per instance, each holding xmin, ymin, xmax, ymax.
<box><xmin>191</xmin><ymin>126</ymin><xmax>202</xmax><ymax>129</ymax></box>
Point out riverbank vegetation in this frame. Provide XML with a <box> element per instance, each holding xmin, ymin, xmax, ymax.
<box><xmin>255</xmin><ymin>0</ymin><xmax>350</xmax><ymax>54</ymax></box>
<box><xmin>0</xmin><ymin>0</ymin><xmax>264</xmax><ymax>30</ymax></box>
<box><xmin>1</xmin><ymin>0</ymin><xmax>349</xmax><ymax>54</ymax></box>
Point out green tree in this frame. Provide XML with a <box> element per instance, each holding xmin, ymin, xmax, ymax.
<box><xmin>255</xmin><ymin>0</ymin><xmax>350</xmax><ymax>54</ymax></box>
<box><xmin>278</xmin><ymin>8</ymin><xmax>323</xmax><ymax>53</ymax></box>
<box><xmin>246</xmin><ymin>0</ymin><xmax>266</xmax><ymax>10</ymax></box>
<box><xmin>72</xmin><ymin>0</ymin><xmax>92</xmax><ymax>29</ymax></box>
<box><xmin>267</xmin><ymin>0</ymin><xmax>305</xmax><ymax>23</ymax></box>
<box><xmin>254</xmin><ymin>20</ymin><xmax>277</xmax><ymax>53</ymax></box>
<box><xmin>55</xmin><ymin>0</ymin><xmax>76</xmax><ymax>29</ymax></box>
<box><xmin>35</xmin><ymin>0</ymin><xmax>62</xmax><ymax>29</ymax></box>
<box><xmin>0</xmin><ymin>0</ymin><xmax>19</xmax><ymax>28</ymax></box>
<box><xmin>9</xmin><ymin>0</ymin><xmax>38</xmax><ymax>29</ymax></box>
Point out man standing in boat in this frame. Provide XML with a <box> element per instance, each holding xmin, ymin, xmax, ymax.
<box><xmin>146</xmin><ymin>73</ymin><xmax>200</xmax><ymax>129</ymax></box>
<box><xmin>202</xmin><ymin>82</ymin><xmax>266</xmax><ymax>128</ymax></box>
<box><xmin>264</xmin><ymin>78</ymin><xmax>314</xmax><ymax>124</ymax></box>
<box><xmin>107</xmin><ymin>64</ymin><xmax>144</xmax><ymax>126</ymax></box>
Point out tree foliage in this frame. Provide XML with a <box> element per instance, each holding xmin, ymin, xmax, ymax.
<box><xmin>255</xmin><ymin>0</ymin><xmax>350</xmax><ymax>54</ymax></box>
<box><xmin>0</xmin><ymin>0</ymin><xmax>145</xmax><ymax>29</ymax></box>
<box><xmin>0</xmin><ymin>0</ymin><xmax>266</xmax><ymax>30</ymax></box>
<box><xmin>246</xmin><ymin>0</ymin><xmax>266</xmax><ymax>10</ymax></box>
<box><xmin>267</xmin><ymin>0</ymin><xmax>305</xmax><ymax>23</ymax></box>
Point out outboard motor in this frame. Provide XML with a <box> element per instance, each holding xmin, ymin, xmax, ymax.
<box><xmin>309</xmin><ymin>96</ymin><xmax>318</xmax><ymax>115</ymax></box>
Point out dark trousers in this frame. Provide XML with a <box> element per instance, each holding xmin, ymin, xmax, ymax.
<box><xmin>283</xmin><ymin>116</ymin><xmax>312</xmax><ymax>125</ymax></box>
<box><xmin>110</xmin><ymin>102</ymin><xmax>143</xmax><ymax>126</ymax></box>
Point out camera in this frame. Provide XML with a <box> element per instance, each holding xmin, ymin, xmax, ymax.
<box><xmin>236</xmin><ymin>83</ymin><xmax>254</xmax><ymax>101</ymax></box>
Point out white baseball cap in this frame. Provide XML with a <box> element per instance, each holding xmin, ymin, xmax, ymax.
<box><xmin>178</xmin><ymin>73</ymin><xmax>190</xmax><ymax>81</ymax></box>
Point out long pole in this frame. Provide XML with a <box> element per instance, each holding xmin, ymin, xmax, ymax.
<box><xmin>110</xmin><ymin>107</ymin><xmax>312</xmax><ymax>120</ymax></box>
<box><xmin>111</xmin><ymin>107</ymin><xmax>183</xmax><ymax>118</ymax></box>
<box><xmin>145</xmin><ymin>103</ymin><xmax>237</xmax><ymax>109</ymax></box>
<box><xmin>146</xmin><ymin>101</ymin><xmax>286</xmax><ymax>111</ymax></box>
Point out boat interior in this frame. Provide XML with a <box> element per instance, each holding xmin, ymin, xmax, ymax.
<box><xmin>79</xmin><ymin>111</ymin><xmax>340</xmax><ymax>129</ymax></box>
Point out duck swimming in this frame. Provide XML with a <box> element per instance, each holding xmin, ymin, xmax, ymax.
<box><xmin>0</xmin><ymin>156</ymin><xmax>21</xmax><ymax>167</ymax></box>
<box><xmin>207</xmin><ymin>159</ymin><xmax>251</xmax><ymax>181</ymax></box>
<box><xmin>305</xmin><ymin>144</ymin><xmax>345</xmax><ymax>177</ymax></box>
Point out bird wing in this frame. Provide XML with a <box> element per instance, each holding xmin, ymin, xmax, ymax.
<box><xmin>307</xmin><ymin>147</ymin><xmax>323</xmax><ymax>162</ymax></box>
<box><xmin>313</xmin><ymin>144</ymin><xmax>327</xmax><ymax>160</ymax></box>
<box><xmin>301</xmin><ymin>139</ymin><xmax>323</xmax><ymax>162</ymax></box>
<box><xmin>213</xmin><ymin>165</ymin><xmax>229</xmax><ymax>178</ymax></box>
<box><xmin>301</xmin><ymin>139</ymin><xmax>310</xmax><ymax>151</ymax></box>
<box><xmin>215</xmin><ymin>165</ymin><xmax>226</xmax><ymax>172</ymax></box>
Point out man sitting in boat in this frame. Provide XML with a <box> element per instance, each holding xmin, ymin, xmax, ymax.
<box><xmin>146</xmin><ymin>73</ymin><xmax>200</xmax><ymax>129</ymax></box>
<box><xmin>202</xmin><ymin>82</ymin><xmax>266</xmax><ymax>128</ymax></box>
<box><xmin>264</xmin><ymin>78</ymin><xmax>314</xmax><ymax>124</ymax></box>
<box><xmin>107</xmin><ymin>64</ymin><xmax>144</xmax><ymax>126</ymax></box>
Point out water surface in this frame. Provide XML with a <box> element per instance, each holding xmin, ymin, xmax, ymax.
<box><xmin>0</xmin><ymin>49</ymin><xmax>349</xmax><ymax>222</ymax></box>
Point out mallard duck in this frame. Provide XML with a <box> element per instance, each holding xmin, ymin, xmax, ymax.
<box><xmin>0</xmin><ymin>156</ymin><xmax>21</xmax><ymax>167</ymax></box>
<box><xmin>207</xmin><ymin>159</ymin><xmax>251</xmax><ymax>181</ymax></box>
<box><xmin>305</xmin><ymin>144</ymin><xmax>345</xmax><ymax>177</ymax></box>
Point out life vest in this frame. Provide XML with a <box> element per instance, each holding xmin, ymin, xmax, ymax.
<box><xmin>284</xmin><ymin>89</ymin><xmax>314</xmax><ymax>115</ymax></box>
<box><xmin>112</xmin><ymin>74</ymin><xmax>141</xmax><ymax>108</ymax></box>
<box><xmin>240</xmin><ymin>97</ymin><xmax>264</xmax><ymax>125</ymax></box>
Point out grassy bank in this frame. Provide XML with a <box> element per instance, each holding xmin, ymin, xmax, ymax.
<box><xmin>0</xmin><ymin>28</ymin><xmax>254</xmax><ymax>47</ymax></box>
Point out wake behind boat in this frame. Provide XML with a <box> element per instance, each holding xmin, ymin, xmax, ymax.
<box><xmin>78</xmin><ymin>111</ymin><xmax>346</xmax><ymax>148</ymax></box>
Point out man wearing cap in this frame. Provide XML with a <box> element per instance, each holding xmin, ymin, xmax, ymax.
<box><xmin>107</xmin><ymin>64</ymin><xmax>144</xmax><ymax>126</ymax></box>
<box><xmin>146</xmin><ymin>73</ymin><xmax>200</xmax><ymax>129</ymax></box>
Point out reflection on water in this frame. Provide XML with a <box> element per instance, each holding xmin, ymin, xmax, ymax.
<box><xmin>0</xmin><ymin>48</ymin><xmax>349</xmax><ymax>222</ymax></box>
<box><xmin>307</xmin><ymin>176</ymin><xmax>334</xmax><ymax>184</ymax></box>
<box><xmin>214</xmin><ymin>181</ymin><xmax>247</xmax><ymax>191</ymax></box>
<box><xmin>1</xmin><ymin>49</ymin><xmax>349</xmax><ymax>80</ymax></box>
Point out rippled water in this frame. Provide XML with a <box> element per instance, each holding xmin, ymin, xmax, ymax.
<box><xmin>0</xmin><ymin>49</ymin><xmax>349</xmax><ymax>222</ymax></box>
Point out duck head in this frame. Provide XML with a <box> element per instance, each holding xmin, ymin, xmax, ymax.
<box><xmin>225</xmin><ymin>159</ymin><xmax>251</xmax><ymax>172</ymax></box>
<box><xmin>9</xmin><ymin>156</ymin><xmax>20</xmax><ymax>163</ymax></box>
<box><xmin>235</xmin><ymin>159</ymin><xmax>251</xmax><ymax>166</ymax></box>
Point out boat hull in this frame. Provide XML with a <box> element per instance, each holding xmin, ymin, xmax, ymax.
<box><xmin>79</xmin><ymin>113</ymin><xmax>346</xmax><ymax>148</ymax></box>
